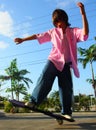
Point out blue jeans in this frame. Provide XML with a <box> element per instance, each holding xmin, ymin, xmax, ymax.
<box><xmin>31</xmin><ymin>60</ymin><xmax>73</xmax><ymax>115</ymax></box>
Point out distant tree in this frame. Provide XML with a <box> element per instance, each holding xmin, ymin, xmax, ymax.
<box><xmin>79</xmin><ymin>95</ymin><xmax>90</xmax><ymax>111</ymax></box>
<box><xmin>0</xmin><ymin>59</ymin><xmax>33</xmax><ymax>100</ymax></box>
<box><xmin>12</xmin><ymin>69</ymin><xmax>33</xmax><ymax>100</ymax></box>
<box><xmin>49</xmin><ymin>91</ymin><xmax>61</xmax><ymax>112</ymax></box>
<box><xmin>23</xmin><ymin>93</ymin><xmax>31</xmax><ymax>101</ymax></box>
<box><xmin>0</xmin><ymin>59</ymin><xmax>18</xmax><ymax>99</ymax></box>
<box><xmin>78</xmin><ymin>43</ymin><xmax>96</xmax><ymax>97</ymax></box>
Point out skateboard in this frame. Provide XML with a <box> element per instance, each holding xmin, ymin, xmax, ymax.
<box><xmin>9</xmin><ymin>99</ymin><xmax>75</xmax><ymax>125</ymax></box>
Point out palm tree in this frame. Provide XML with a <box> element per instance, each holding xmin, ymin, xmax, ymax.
<box><xmin>86</xmin><ymin>77</ymin><xmax>96</xmax><ymax>98</ymax></box>
<box><xmin>12</xmin><ymin>69</ymin><xmax>33</xmax><ymax>100</ymax></box>
<box><xmin>78</xmin><ymin>44</ymin><xmax>96</xmax><ymax>97</ymax></box>
<box><xmin>0</xmin><ymin>59</ymin><xmax>18</xmax><ymax>99</ymax></box>
<box><xmin>0</xmin><ymin>59</ymin><xmax>33</xmax><ymax>100</ymax></box>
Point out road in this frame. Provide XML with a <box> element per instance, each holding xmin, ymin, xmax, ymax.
<box><xmin>0</xmin><ymin>111</ymin><xmax>96</xmax><ymax>130</ymax></box>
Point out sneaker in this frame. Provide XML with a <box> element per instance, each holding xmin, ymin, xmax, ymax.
<box><xmin>61</xmin><ymin>114</ymin><xmax>75</xmax><ymax>121</ymax></box>
<box><xmin>25</xmin><ymin>102</ymin><xmax>36</xmax><ymax>108</ymax></box>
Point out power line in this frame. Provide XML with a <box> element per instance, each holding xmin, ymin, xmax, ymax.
<box><xmin>1</xmin><ymin>1</ymin><xmax>96</xmax><ymax>27</ymax></box>
<box><xmin>13</xmin><ymin>9</ymin><xmax>96</xmax><ymax>35</ymax></box>
<box><xmin>0</xmin><ymin>37</ymin><xmax>95</xmax><ymax>60</ymax></box>
<box><xmin>1</xmin><ymin>2</ymin><xmax>96</xmax><ymax>36</ymax></box>
<box><xmin>0</xmin><ymin>59</ymin><xmax>47</xmax><ymax>70</ymax></box>
<box><xmin>0</xmin><ymin>1</ymin><xmax>96</xmax><ymax>70</ymax></box>
<box><xmin>0</xmin><ymin>47</ymin><xmax>51</xmax><ymax>59</ymax></box>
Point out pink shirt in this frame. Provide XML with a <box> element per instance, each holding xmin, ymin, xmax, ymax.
<box><xmin>36</xmin><ymin>27</ymin><xmax>88</xmax><ymax>78</ymax></box>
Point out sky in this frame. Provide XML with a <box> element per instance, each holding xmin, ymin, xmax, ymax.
<box><xmin>0</xmin><ymin>0</ymin><xmax>96</xmax><ymax>99</ymax></box>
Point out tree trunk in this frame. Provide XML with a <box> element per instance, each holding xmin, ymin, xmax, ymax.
<box><xmin>90</xmin><ymin>61</ymin><xmax>96</xmax><ymax>97</ymax></box>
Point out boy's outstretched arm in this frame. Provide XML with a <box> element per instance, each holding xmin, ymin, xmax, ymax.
<box><xmin>14</xmin><ymin>34</ymin><xmax>37</xmax><ymax>45</ymax></box>
<box><xmin>77</xmin><ymin>2</ymin><xmax>89</xmax><ymax>35</ymax></box>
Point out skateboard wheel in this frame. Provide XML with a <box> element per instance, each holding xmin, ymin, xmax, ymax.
<box><xmin>56</xmin><ymin>119</ymin><xmax>63</xmax><ymax>125</ymax></box>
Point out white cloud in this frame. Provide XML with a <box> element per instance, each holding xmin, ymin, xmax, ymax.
<box><xmin>0</xmin><ymin>41</ymin><xmax>9</xmax><ymax>49</ymax></box>
<box><xmin>0</xmin><ymin>11</ymin><xmax>14</xmax><ymax>38</ymax></box>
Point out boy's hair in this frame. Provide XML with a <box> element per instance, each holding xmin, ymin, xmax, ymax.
<box><xmin>52</xmin><ymin>9</ymin><xmax>71</xmax><ymax>27</ymax></box>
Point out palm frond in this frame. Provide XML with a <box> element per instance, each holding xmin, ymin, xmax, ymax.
<box><xmin>0</xmin><ymin>75</ymin><xmax>11</xmax><ymax>81</ymax></box>
<box><xmin>19</xmin><ymin>69</ymin><xmax>30</xmax><ymax>75</ymax></box>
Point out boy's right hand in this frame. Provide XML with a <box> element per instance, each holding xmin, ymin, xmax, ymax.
<box><xmin>14</xmin><ymin>38</ymin><xmax>23</xmax><ymax>44</ymax></box>
<box><xmin>77</xmin><ymin>2</ymin><xmax>85</xmax><ymax>15</ymax></box>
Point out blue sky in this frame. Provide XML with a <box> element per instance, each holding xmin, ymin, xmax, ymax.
<box><xmin>0</xmin><ymin>0</ymin><xmax>96</xmax><ymax>98</ymax></box>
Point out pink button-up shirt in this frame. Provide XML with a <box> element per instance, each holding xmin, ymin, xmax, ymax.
<box><xmin>36</xmin><ymin>27</ymin><xmax>88</xmax><ymax>78</ymax></box>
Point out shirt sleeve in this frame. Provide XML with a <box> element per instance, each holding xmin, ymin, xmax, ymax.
<box><xmin>36</xmin><ymin>30</ymin><xmax>51</xmax><ymax>44</ymax></box>
<box><xmin>74</xmin><ymin>28</ymin><xmax>88</xmax><ymax>42</ymax></box>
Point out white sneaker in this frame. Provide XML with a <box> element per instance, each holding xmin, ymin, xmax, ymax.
<box><xmin>25</xmin><ymin>102</ymin><xmax>36</xmax><ymax>108</ymax></box>
<box><xmin>61</xmin><ymin>114</ymin><xmax>75</xmax><ymax>121</ymax></box>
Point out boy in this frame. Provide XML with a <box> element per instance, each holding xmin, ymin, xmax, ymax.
<box><xmin>14</xmin><ymin>2</ymin><xmax>89</xmax><ymax>120</ymax></box>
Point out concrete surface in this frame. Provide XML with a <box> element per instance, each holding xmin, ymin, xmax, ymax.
<box><xmin>0</xmin><ymin>111</ymin><xmax>96</xmax><ymax>130</ymax></box>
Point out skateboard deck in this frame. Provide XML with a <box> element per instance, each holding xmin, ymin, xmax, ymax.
<box><xmin>9</xmin><ymin>99</ymin><xmax>75</xmax><ymax>125</ymax></box>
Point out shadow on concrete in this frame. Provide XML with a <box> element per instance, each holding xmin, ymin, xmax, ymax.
<box><xmin>54</xmin><ymin>115</ymin><xmax>96</xmax><ymax>130</ymax></box>
<box><xmin>0</xmin><ymin>111</ymin><xmax>5</xmax><ymax>117</ymax></box>
<box><xmin>0</xmin><ymin>112</ymin><xmax>96</xmax><ymax>130</ymax></box>
<box><xmin>54</xmin><ymin>123</ymin><xmax>96</xmax><ymax>130</ymax></box>
<box><xmin>0</xmin><ymin>115</ymin><xmax>51</xmax><ymax>120</ymax></box>
<box><xmin>79</xmin><ymin>123</ymin><xmax>96</xmax><ymax>130</ymax></box>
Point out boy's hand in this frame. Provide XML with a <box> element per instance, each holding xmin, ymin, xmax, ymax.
<box><xmin>14</xmin><ymin>38</ymin><xmax>23</xmax><ymax>44</ymax></box>
<box><xmin>77</xmin><ymin>2</ymin><xmax>85</xmax><ymax>15</ymax></box>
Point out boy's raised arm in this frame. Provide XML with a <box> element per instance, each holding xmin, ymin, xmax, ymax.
<box><xmin>77</xmin><ymin>2</ymin><xmax>89</xmax><ymax>35</ymax></box>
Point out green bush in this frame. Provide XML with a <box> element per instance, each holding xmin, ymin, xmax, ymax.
<box><xmin>4</xmin><ymin>101</ymin><xmax>13</xmax><ymax>113</ymax></box>
<box><xmin>4</xmin><ymin>100</ymin><xmax>31</xmax><ymax>113</ymax></box>
<box><xmin>18</xmin><ymin>107</ymin><xmax>30</xmax><ymax>113</ymax></box>
<box><xmin>0</xmin><ymin>102</ymin><xmax>4</xmax><ymax>109</ymax></box>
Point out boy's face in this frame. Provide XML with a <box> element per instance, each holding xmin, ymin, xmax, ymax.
<box><xmin>55</xmin><ymin>21</ymin><xmax>67</xmax><ymax>29</ymax></box>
